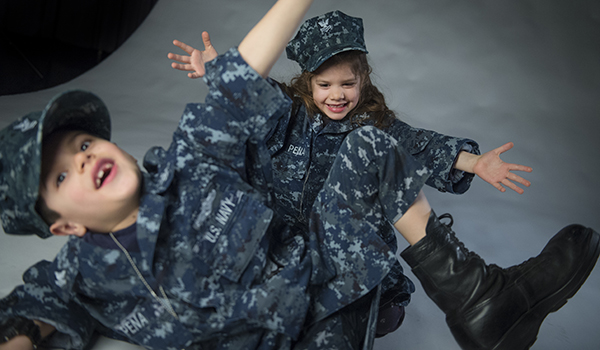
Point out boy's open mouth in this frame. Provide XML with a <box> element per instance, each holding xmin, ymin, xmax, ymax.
<box><xmin>94</xmin><ymin>160</ymin><xmax>115</xmax><ymax>189</ymax></box>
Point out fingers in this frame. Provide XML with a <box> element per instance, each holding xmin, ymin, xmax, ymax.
<box><xmin>172</xmin><ymin>39</ymin><xmax>195</xmax><ymax>54</ymax></box>
<box><xmin>509</xmin><ymin>163</ymin><xmax>533</xmax><ymax>173</ymax></box>
<box><xmin>201</xmin><ymin>31</ymin><xmax>218</xmax><ymax>61</ymax></box>
<box><xmin>495</xmin><ymin>142</ymin><xmax>514</xmax><ymax>154</ymax></box>
<box><xmin>503</xmin><ymin>179</ymin><xmax>525</xmax><ymax>194</ymax></box>
<box><xmin>494</xmin><ymin>182</ymin><xmax>507</xmax><ymax>193</ymax></box>
<box><xmin>494</xmin><ymin>179</ymin><xmax>526</xmax><ymax>194</ymax></box>
<box><xmin>508</xmin><ymin>172</ymin><xmax>531</xmax><ymax>187</ymax></box>
<box><xmin>490</xmin><ymin>171</ymin><xmax>530</xmax><ymax>194</ymax></box>
<box><xmin>496</xmin><ymin>143</ymin><xmax>533</xmax><ymax>172</ymax></box>
<box><xmin>168</xmin><ymin>51</ymin><xmax>194</xmax><ymax>73</ymax></box>
<box><xmin>202</xmin><ymin>31</ymin><xmax>212</xmax><ymax>49</ymax></box>
<box><xmin>188</xmin><ymin>72</ymin><xmax>203</xmax><ymax>79</ymax></box>
<box><xmin>168</xmin><ymin>52</ymin><xmax>191</xmax><ymax>64</ymax></box>
<box><xmin>171</xmin><ymin>62</ymin><xmax>191</xmax><ymax>71</ymax></box>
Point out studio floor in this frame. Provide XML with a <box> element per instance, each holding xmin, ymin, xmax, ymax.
<box><xmin>1</xmin><ymin>1</ymin><xmax>599</xmax><ymax>349</ymax></box>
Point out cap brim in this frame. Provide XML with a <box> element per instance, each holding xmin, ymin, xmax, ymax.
<box><xmin>307</xmin><ymin>46</ymin><xmax>369</xmax><ymax>72</ymax></box>
<box><xmin>0</xmin><ymin>90</ymin><xmax>112</xmax><ymax>239</ymax></box>
<box><xmin>41</xmin><ymin>90</ymin><xmax>111</xmax><ymax>142</ymax></box>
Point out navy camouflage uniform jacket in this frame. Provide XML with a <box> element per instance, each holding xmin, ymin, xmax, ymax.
<box><xmin>266</xmin><ymin>97</ymin><xmax>480</xmax><ymax>306</ymax></box>
<box><xmin>0</xmin><ymin>49</ymin><xmax>321</xmax><ymax>350</ymax></box>
<box><xmin>0</xmin><ymin>48</ymin><xmax>480</xmax><ymax>349</ymax></box>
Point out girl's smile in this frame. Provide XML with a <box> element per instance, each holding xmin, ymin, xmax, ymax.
<box><xmin>311</xmin><ymin>62</ymin><xmax>361</xmax><ymax>121</ymax></box>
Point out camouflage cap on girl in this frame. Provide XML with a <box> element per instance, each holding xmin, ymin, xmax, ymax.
<box><xmin>286</xmin><ymin>10</ymin><xmax>368</xmax><ymax>72</ymax></box>
<box><xmin>0</xmin><ymin>90</ymin><xmax>111</xmax><ymax>238</ymax></box>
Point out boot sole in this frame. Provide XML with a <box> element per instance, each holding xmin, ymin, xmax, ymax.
<box><xmin>492</xmin><ymin>226</ymin><xmax>600</xmax><ymax>350</ymax></box>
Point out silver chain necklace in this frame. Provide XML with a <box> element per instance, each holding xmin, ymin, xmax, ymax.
<box><xmin>109</xmin><ymin>232</ymin><xmax>179</xmax><ymax>320</ymax></box>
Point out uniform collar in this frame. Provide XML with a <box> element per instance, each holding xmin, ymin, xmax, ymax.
<box><xmin>311</xmin><ymin>112</ymin><xmax>371</xmax><ymax>134</ymax></box>
<box><xmin>142</xmin><ymin>146</ymin><xmax>175</xmax><ymax>195</ymax></box>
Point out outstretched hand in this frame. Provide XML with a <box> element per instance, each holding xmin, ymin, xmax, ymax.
<box><xmin>472</xmin><ymin>142</ymin><xmax>532</xmax><ymax>194</ymax></box>
<box><xmin>168</xmin><ymin>31</ymin><xmax>218</xmax><ymax>79</ymax></box>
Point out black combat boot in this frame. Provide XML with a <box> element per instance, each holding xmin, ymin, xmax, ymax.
<box><xmin>400</xmin><ymin>211</ymin><xmax>600</xmax><ymax>350</ymax></box>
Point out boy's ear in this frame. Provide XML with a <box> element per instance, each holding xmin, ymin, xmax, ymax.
<box><xmin>49</xmin><ymin>220</ymin><xmax>87</xmax><ymax>237</ymax></box>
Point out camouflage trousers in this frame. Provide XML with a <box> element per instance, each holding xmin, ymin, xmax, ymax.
<box><xmin>198</xmin><ymin>127</ymin><xmax>430</xmax><ymax>350</ymax></box>
<box><xmin>305</xmin><ymin>126</ymin><xmax>431</xmax><ymax>346</ymax></box>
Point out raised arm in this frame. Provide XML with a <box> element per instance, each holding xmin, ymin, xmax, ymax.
<box><xmin>168</xmin><ymin>0</ymin><xmax>313</xmax><ymax>79</ymax></box>
<box><xmin>238</xmin><ymin>0</ymin><xmax>313</xmax><ymax>78</ymax></box>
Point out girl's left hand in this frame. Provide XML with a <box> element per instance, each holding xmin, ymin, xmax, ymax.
<box><xmin>168</xmin><ymin>31</ymin><xmax>218</xmax><ymax>79</ymax></box>
<box><xmin>472</xmin><ymin>142</ymin><xmax>532</xmax><ymax>194</ymax></box>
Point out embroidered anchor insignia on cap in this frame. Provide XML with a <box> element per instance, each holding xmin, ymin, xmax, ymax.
<box><xmin>318</xmin><ymin>19</ymin><xmax>332</xmax><ymax>34</ymax></box>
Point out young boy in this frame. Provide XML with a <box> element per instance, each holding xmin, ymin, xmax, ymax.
<box><xmin>0</xmin><ymin>1</ymin><xmax>320</xmax><ymax>349</ymax></box>
<box><xmin>1</xmin><ymin>2</ymin><xmax>599</xmax><ymax>350</ymax></box>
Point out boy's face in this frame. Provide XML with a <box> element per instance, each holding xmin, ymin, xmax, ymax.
<box><xmin>311</xmin><ymin>62</ymin><xmax>361</xmax><ymax>121</ymax></box>
<box><xmin>39</xmin><ymin>130</ymin><xmax>142</xmax><ymax>235</ymax></box>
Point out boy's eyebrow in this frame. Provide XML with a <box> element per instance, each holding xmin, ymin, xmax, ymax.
<box><xmin>65</xmin><ymin>130</ymin><xmax>88</xmax><ymax>144</ymax></box>
<box><xmin>40</xmin><ymin>130</ymin><xmax>88</xmax><ymax>184</ymax></box>
<box><xmin>58</xmin><ymin>130</ymin><xmax>90</xmax><ymax>151</ymax></box>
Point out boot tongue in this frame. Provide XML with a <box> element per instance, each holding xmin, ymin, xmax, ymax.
<box><xmin>400</xmin><ymin>211</ymin><xmax>452</xmax><ymax>268</ymax></box>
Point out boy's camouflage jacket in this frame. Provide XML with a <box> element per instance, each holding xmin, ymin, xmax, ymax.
<box><xmin>0</xmin><ymin>49</ymin><xmax>313</xmax><ymax>350</ymax></box>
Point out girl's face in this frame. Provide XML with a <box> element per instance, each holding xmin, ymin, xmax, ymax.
<box><xmin>310</xmin><ymin>62</ymin><xmax>361</xmax><ymax>121</ymax></box>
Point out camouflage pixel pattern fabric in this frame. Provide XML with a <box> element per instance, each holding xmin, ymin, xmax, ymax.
<box><xmin>267</xmin><ymin>103</ymin><xmax>480</xmax><ymax>235</ymax></box>
<box><xmin>286</xmin><ymin>10</ymin><xmax>368</xmax><ymax>72</ymax></box>
<box><xmin>1</xmin><ymin>48</ymin><xmax>308</xmax><ymax>349</ymax></box>
<box><xmin>266</xmin><ymin>98</ymin><xmax>480</xmax><ymax>310</ymax></box>
<box><xmin>1</xmin><ymin>48</ymin><xmax>432</xmax><ymax>350</ymax></box>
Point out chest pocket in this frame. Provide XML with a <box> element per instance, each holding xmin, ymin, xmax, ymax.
<box><xmin>272</xmin><ymin>142</ymin><xmax>309</xmax><ymax>182</ymax></box>
<box><xmin>192</xmin><ymin>186</ymin><xmax>273</xmax><ymax>282</ymax></box>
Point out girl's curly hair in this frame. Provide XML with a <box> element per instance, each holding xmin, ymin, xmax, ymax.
<box><xmin>283</xmin><ymin>50</ymin><xmax>395</xmax><ymax>128</ymax></box>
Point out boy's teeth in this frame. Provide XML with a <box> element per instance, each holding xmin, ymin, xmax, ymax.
<box><xmin>95</xmin><ymin>163</ymin><xmax>113</xmax><ymax>188</ymax></box>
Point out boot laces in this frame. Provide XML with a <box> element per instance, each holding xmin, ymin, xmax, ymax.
<box><xmin>438</xmin><ymin>213</ymin><xmax>485</xmax><ymax>260</ymax></box>
<box><xmin>438</xmin><ymin>213</ymin><xmax>454</xmax><ymax>228</ymax></box>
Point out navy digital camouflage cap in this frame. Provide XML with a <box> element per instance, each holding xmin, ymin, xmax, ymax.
<box><xmin>0</xmin><ymin>90</ymin><xmax>111</xmax><ymax>238</ymax></box>
<box><xmin>286</xmin><ymin>10</ymin><xmax>368</xmax><ymax>72</ymax></box>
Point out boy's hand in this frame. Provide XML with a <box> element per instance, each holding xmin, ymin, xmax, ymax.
<box><xmin>468</xmin><ymin>142</ymin><xmax>533</xmax><ymax>194</ymax></box>
<box><xmin>0</xmin><ymin>335</ymin><xmax>34</xmax><ymax>350</ymax></box>
<box><xmin>168</xmin><ymin>31</ymin><xmax>218</xmax><ymax>79</ymax></box>
<box><xmin>0</xmin><ymin>319</ymin><xmax>55</xmax><ymax>350</ymax></box>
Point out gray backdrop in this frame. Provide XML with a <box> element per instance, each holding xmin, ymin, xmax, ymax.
<box><xmin>1</xmin><ymin>0</ymin><xmax>599</xmax><ymax>349</ymax></box>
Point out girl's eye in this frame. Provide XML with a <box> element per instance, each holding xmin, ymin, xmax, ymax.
<box><xmin>57</xmin><ymin>172</ymin><xmax>67</xmax><ymax>187</ymax></box>
<box><xmin>80</xmin><ymin>141</ymin><xmax>90</xmax><ymax>151</ymax></box>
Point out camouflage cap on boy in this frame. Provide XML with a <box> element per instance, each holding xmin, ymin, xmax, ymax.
<box><xmin>286</xmin><ymin>10</ymin><xmax>368</xmax><ymax>72</ymax></box>
<box><xmin>0</xmin><ymin>90</ymin><xmax>111</xmax><ymax>238</ymax></box>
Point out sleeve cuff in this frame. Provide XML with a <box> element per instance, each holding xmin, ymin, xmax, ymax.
<box><xmin>202</xmin><ymin>47</ymin><xmax>291</xmax><ymax>129</ymax></box>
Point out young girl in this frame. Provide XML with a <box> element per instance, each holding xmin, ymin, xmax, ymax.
<box><xmin>168</xmin><ymin>10</ymin><xmax>534</xmax><ymax>339</ymax></box>
<box><xmin>170</xmin><ymin>25</ymin><xmax>600</xmax><ymax>348</ymax></box>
